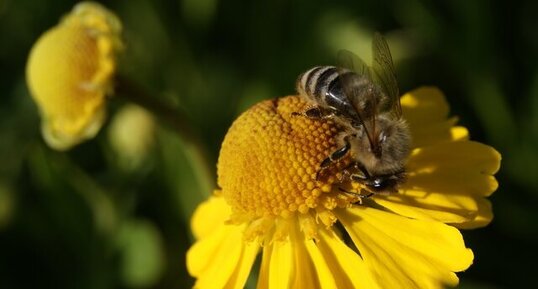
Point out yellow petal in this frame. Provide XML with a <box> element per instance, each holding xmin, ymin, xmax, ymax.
<box><xmin>257</xmin><ymin>246</ymin><xmax>270</xmax><ymax>289</ymax></box>
<box><xmin>373</xmin><ymin>193</ymin><xmax>478</xmax><ymax>224</ymax></box>
<box><xmin>303</xmin><ymin>238</ymin><xmax>338</xmax><ymax>289</ymax></box>
<box><xmin>315</xmin><ymin>228</ymin><xmax>381</xmax><ymax>289</ymax></box>
<box><xmin>258</xmin><ymin>221</ymin><xmax>324</xmax><ymax>289</ymax></box>
<box><xmin>41</xmin><ymin>103</ymin><xmax>105</xmax><ymax>150</ymax></box>
<box><xmin>257</xmin><ymin>241</ymin><xmax>295</xmax><ymax>289</ymax></box>
<box><xmin>191</xmin><ymin>195</ymin><xmax>231</xmax><ymax>240</ymax></box>
<box><xmin>409</xmin><ymin>141</ymin><xmax>501</xmax><ymax>176</ymax></box>
<box><xmin>224</xmin><ymin>242</ymin><xmax>259</xmax><ymax>289</ymax></box>
<box><xmin>401</xmin><ymin>87</ymin><xmax>449</xmax><ymax>125</ymax></box>
<box><xmin>454</xmin><ymin>197</ymin><xmax>493</xmax><ymax>229</ymax></box>
<box><xmin>187</xmin><ymin>223</ymin><xmax>246</xmax><ymax>289</ymax></box>
<box><xmin>268</xmin><ymin>241</ymin><xmax>294</xmax><ymax>289</ymax></box>
<box><xmin>291</xmin><ymin>239</ymin><xmax>322</xmax><ymax>289</ymax></box>
<box><xmin>336</xmin><ymin>206</ymin><xmax>473</xmax><ymax>289</ymax></box>
<box><xmin>405</xmin><ymin>166</ymin><xmax>499</xmax><ymax>198</ymax></box>
<box><xmin>372</xmin><ymin>141</ymin><xmax>498</xmax><ymax>224</ymax></box>
<box><xmin>407</xmin><ymin>141</ymin><xmax>500</xmax><ymax>195</ymax></box>
<box><xmin>410</xmin><ymin>118</ymin><xmax>469</xmax><ymax>148</ymax></box>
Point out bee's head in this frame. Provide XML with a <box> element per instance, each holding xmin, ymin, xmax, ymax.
<box><xmin>355</xmin><ymin>115</ymin><xmax>411</xmax><ymax>176</ymax></box>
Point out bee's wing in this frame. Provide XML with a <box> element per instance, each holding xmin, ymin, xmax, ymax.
<box><xmin>371</xmin><ymin>33</ymin><xmax>402</xmax><ymax>118</ymax></box>
<box><xmin>336</xmin><ymin>49</ymin><xmax>378</xmax><ymax>150</ymax></box>
<box><xmin>337</xmin><ymin>49</ymin><xmax>371</xmax><ymax>78</ymax></box>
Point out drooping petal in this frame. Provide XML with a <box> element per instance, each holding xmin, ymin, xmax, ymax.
<box><xmin>315</xmin><ymin>228</ymin><xmax>381</xmax><ymax>289</ymax></box>
<box><xmin>257</xmin><ymin>246</ymin><xmax>270</xmax><ymax>289</ymax></box>
<box><xmin>223</xmin><ymin>242</ymin><xmax>259</xmax><ymax>289</ymax></box>
<box><xmin>337</xmin><ymin>206</ymin><xmax>473</xmax><ymax>289</ymax></box>
<box><xmin>257</xmin><ymin>241</ymin><xmax>294</xmax><ymax>289</ymax></box>
<box><xmin>258</xmin><ymin>220</ymin><xmax>360</xmax><ymax>289</ymax></box>
<box><xmin>257</xmin><ymin>220</ymin><xmax>321</xmax><ymax>289</ymax></box>
<box><xmin>303</xmin><ymin>238</ymin><xmax>337</xmax><ymax>289</ymax></box>
<box><xmin>191</xmin><ymin>195</ymin><xmax>231</xmax><ymax>240</ymax></box>
<box><xmin>291</xmin><ymin>231</ymin><xmax>323</xmax><ymax>289</ymax></box>
<box><xmin>187</xmin><ymin>223</ymin><xmax>250</xmax><ymax>289</ymax></box>
<box><xmin>268</xmin><ymin>240</ymin><xmax>294</xmax><ymax>289</ymax></box>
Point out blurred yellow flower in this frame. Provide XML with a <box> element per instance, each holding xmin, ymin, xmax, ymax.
<box><xmin>108</xmin><ymin>104</ymin><xmax>156</xmax><ymax>170</ymax></box>
<box><xmin>187</xmin><ymin>87</ymin><xmax>501</xmax><ymax>289</ymax></box>
<box><xmin>26</xmin><ymin>2</ymin><xmax>122</xmax><ymax>150</ymax></box>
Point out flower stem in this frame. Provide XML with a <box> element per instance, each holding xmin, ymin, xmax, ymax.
<box><xmin>114</xmin><ymin>74</ymin><xmax>215</xmax><ymax>196</ymax></box>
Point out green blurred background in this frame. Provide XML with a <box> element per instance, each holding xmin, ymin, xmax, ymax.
<box><xmin>0</xmin><ymin>0</ymin><xmax>537</xmax><ymax>288</ymax></box>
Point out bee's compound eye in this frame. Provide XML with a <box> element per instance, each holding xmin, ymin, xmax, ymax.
<box><xmin>373</xmin><ymin>178</ymin><xmax>383</xmax><ymax>188</ymax></box>
<box><xmin>378</xmin><ymin>131</ymin><xmax>387</xmax><ymax>143</ymax></box>
<box><xmin>367</xmin><ymin>177</ymin><xmax>389</xmax><ymax>192</ymax></box>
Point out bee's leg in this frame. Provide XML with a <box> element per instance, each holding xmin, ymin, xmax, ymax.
<box><xmin>337</xmin><ymin>187</ymin><xmax>374</xmax><ymax>204</ymax></box>
<box><xmin>349</xmin><ymin>162</ymin><xmax>371</xmax><ymax>181</ymax></box>
<box><xmin>292</xmin><ymin>106</ymin><xmax>337</xmax><ymax>119</ymax></box>
<box><xmin>316</xmin><ymin>135</ymin><xmax>352</xmax><ymax>180</ymax></box>
<box><xmin>347</xmin><ymin>163</ymin><xmax>375</xmax><ymax>197</ymax></box>
<box><xmin>337</xmin><ymin>162</ymin><xmax>356</xmax><ymax>182</ymax></box>
<box><xmin>338</xmin><ymin>187</ymin><xmax>363</xmax><ymax>204</ymax></box>
<box><xmin>350</xmin><ymin>171</ymin><xmax>368</xmax><ymax>182</ymax></box>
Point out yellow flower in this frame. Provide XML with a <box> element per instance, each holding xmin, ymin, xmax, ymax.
<box><xmin>26</xmin><ymin>2</ymin><xmax>122</xmax><ymax>150</ymax></box>
<box><xmin>187</xmin><ymin>87</ymin><xmax>501</xmax><ymax>289</ymax></box>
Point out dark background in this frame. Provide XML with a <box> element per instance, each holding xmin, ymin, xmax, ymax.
<box><xmin>0</xmin><ymin>0</ymin><xmax>537</xmax><ymax>288</ymax></box>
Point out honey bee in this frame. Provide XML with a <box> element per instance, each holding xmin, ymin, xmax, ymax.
<box><xmin>294</xmin><ymin>33</ymin><xmax>411</xmax><ymax>196</ymax></box>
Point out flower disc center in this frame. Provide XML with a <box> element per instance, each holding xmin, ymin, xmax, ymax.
<box><xmin>217</xmin><ymin>96</ymin><xmax>359</xmax><ymax>220</ymax></box>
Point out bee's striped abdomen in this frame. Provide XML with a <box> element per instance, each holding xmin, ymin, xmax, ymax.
<box><xmin>296</xmin><ymin>66</ymin><xmax>340</xmax><ymax>102</ymax></box>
